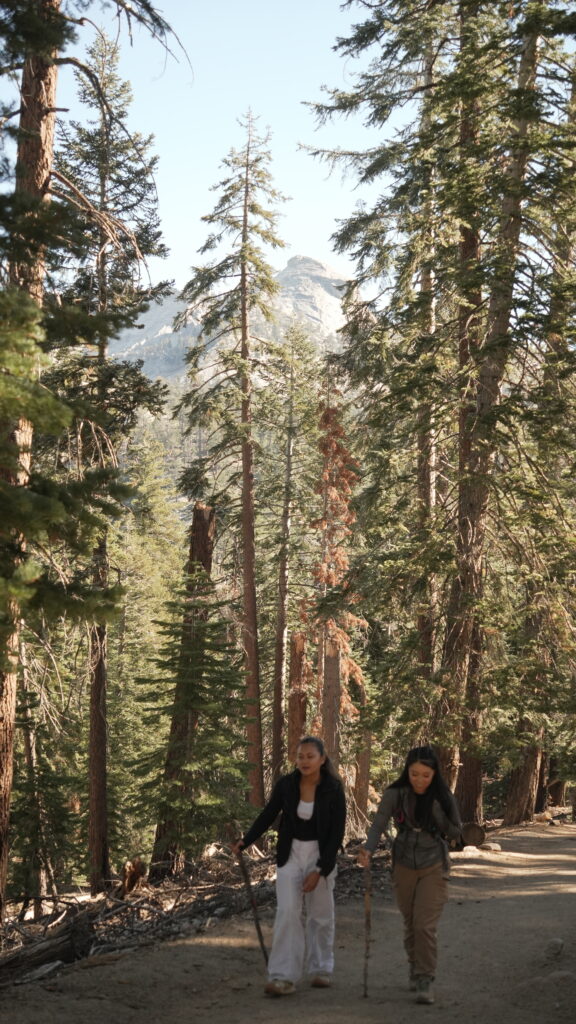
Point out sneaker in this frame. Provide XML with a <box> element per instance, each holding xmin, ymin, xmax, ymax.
<box><xmin>310</xmin><ymin>973</ymin><xmax>332</xmax><ymax>988</ymax></box>
<box><xmin>415</xmin><ymin>977</ymin><xmax>434</xmax><ymax>1004</ymax></box>
<box><xmin>265</xmin><ymin>978</ymin><xmax>296</xmax><ymax>997</ymax></box>
<box><xmin>409</xmin><ymin>965</ymin><xmax>417</xmax><ymax>991</ymax></box>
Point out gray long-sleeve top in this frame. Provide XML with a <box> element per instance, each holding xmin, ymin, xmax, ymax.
<box><xmin>365</xmin><ymin>786</ymin><xmax>462</xmax><ymax>871</ymax></box>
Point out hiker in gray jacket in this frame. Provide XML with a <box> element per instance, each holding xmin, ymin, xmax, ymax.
<box><xmin>358</xmin><ymin>745</ymin><xmax>462</xmax><ymax>1005</ymax></box>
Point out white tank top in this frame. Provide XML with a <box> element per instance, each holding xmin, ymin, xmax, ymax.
<box><xmin>297</xmin><ymin>799</ymin><xmax>314</xmax><ymax>820</ymax></box>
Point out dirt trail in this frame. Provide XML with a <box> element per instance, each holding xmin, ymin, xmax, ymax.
<box><xmin>4</xmin><ymin>823</ymin><xmax>576</xmax><ymax>1024</ymax></box>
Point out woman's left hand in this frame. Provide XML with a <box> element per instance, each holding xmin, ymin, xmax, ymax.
<box><xmin>302</xmin><ymin>870</ymin><xmax>321</xmax><ymax>892</ymax></box>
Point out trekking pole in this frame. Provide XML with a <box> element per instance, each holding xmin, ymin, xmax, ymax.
<box><xmin>237</xmin><ymin>850</ymin><xmax>269</xmax><ymax>965</ymax></box>
<box><xmin>363</xmin><ymin>860</ymin><xmax>372</xmax><ymax>998</ymax></box>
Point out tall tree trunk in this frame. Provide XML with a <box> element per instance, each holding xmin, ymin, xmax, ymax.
<box><xmin>455</xmin><ymin>621</ymin><xmax>484</xmax><ymax>822</ymax></box>
<box><xmin>271</xmin><ymin>366</ymin><xmax>295</xmax><ymax>783</ymax></box>
<box><xmin>149</xmin><ymin>502</ymin><xmax>216</xmax><ymax>882</ymax></box>
<box><xmin>548</xmin><ymin>779</ymin><xmax>566</xmax><ymax>807</ymax></box>
<box><xmin>20</xmin><ymin>637</ymin><xmax>57</xmax><ymax>918</ymax></box>
<box><xmin>322</xmin><ymin>636</ymin><xmax>341</xmax><ymax>769</ymax></box>
<box><xmin>534</xmin><ymin>751</ymin><xmax>549</xmax><ymax>814</ymax></box>
<box><xmin>438</xmin><ymin>22</ymin><xmax>539</xmax><ymax>787</ymax></box>
<box><xmin>546</xmin><ymin>758</ymin><xmax>565</xmax><ymax>807</ymax></box>
<box><xmin>287</xmin><ymin>632</ymin><xmax>308</xmax><ymax>764</ymax></box>
<box><xmin>0</xmin><ymin>0</ymin><xmax>60</xmax><ymax>919</ymax></box>
<box><xmin>353</xmin><ymin>679</ymin><xmax>371</xmax><ymax>820</ymax></box>
<box><xmin>240</xmin><ymin>131</ymin><xmax>264</xmax><ymax>806</ymax></box>
<box><xmin>416</xmin><ymin>47</ymin><xmax>439</xmax><ymax>685</ymax></box>
<box><xmin>88</xmin><ymin>233</ymin><xmax>112</xmax><ymax>895</ymax></box>
<box><xmin>502</xmin><ymin>733</ymin><xmax>542</xmax><ymax>826</ymax></box>
<box><xmin>88</xmin><ymin>535</ymin><xmax>110</xmax><ymax>895</ymax></box>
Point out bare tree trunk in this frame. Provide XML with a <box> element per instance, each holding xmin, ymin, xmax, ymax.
<box><xmin>287</xmin><ymin>632</ymin><xmax>308</xmax><ymax>763</ymax></box>
<box><xmin>240</xmin><ymin>129</ymin><xmax>264</xmax><ymax>806</ymax></box>
<box><xmin>0</xmin><ymin>0</ymin><xmax>60</xmax><ymax>919</ymax></box>
<box><xmin>271</xmin><ymin>366</ymin><xmax>295</xmax><ymax>783</ymax></box>
<box><xmin>149</xmin><ymin>503</ymin><xmax>216</xmax><ymax>882</ymax></box>
<box><xmin>322</xmin><ymin>637</ymin><xmax>341</xmax><ymax>769</ymax></box>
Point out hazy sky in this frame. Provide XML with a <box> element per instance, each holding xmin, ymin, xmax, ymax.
<box><xmin>57</xmin><ymin>0</ymin><xmax>382</xmax><ymax>288</ymax></box>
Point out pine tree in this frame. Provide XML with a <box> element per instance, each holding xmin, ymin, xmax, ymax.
<box><xmin>252</xmin><ymin>325</ymin><xmax>326</xmax><ymax>780</ymax></box>
<box><xmin>177</xmin><ymin>112</ymin><xmax>286</xmax><ymax>806</ymax></box>
<box><xmin>50</xmin><ymin>29</ymin><xmax>169</xmax><ymax>894</ymax></box>
<box><xmin>313</xmin><ymin>1</ymin><xmax>576</xmax><ymax>797</ymax></box>
<box><xmin>0</xmin><ymin>0</ymin><xmax>174</xmax><ymax>913</ymax></box>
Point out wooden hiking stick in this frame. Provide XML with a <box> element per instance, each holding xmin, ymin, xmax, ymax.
<box><xmin>363</xmin><ymin>861</ymin><xmax>372</xmax><ymax>998</ymax></box>
<box><xmin>237</xmin><ymin>850</ymin><xmax>269</xmax><ymax>965</ymax></box>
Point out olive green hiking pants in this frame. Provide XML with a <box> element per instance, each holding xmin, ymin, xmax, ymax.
<box><xmin>393</xmin><ymin>861</ymin><xmax>448</xmax><ymax>980</ymax></box>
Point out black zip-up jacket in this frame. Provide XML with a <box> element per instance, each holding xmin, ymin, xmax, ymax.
<box><xmin>241</xmin><ymin>769</ymin><xmax>346</xmax><ymax>877</ymax></box>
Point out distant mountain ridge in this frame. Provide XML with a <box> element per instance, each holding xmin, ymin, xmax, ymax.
<box><xmin>109</xmin><ymin>256</ymin><xmax>348</xmax><ymax>380</ymax></box>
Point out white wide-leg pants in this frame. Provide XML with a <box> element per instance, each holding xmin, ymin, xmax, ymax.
<box><xmin>267</xmin><ymin>838</ymin><xmax>336</xmax><ymax>984</ymax></box>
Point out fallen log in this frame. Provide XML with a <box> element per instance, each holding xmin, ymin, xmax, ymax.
<box><xmin>0</xmin><ymin>909</ymin><xmax>95</xmax><ymax>984</ymax></box>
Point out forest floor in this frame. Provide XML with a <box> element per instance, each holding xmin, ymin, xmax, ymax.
<box><xmin>2</xmin><ymin>821</ymin><xmax>576</xmax><ymax>1024</ymax></box>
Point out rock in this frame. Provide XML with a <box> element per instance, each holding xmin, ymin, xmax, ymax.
<box><xmin>544</xmin><ymin>938</ymin><xmax>564</xmax><ymax>960</ymax></box>
<box><xmin>479</xmin><ymin>842</ymin><xmax>501</xmax><ymax>852</ymax></box>
<box><xmin>542</xmin><ymin>970</ymin><xmax>575</xmax><ymax>985</ymax></box>
<box><xmin>110</xmin><ymin>257</ymin><xmax>348</xmax><ymax>380</ymax></box>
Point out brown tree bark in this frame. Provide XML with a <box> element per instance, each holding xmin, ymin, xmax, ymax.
<box><xmin>502</xmin><ymin>728</ymin><xmax>543</xmax><ymax>826</ymax></box>
<box><xmin>149</xmin><ymin>503</ymin><xmax>216</xmax><ymax>882</ymax></box>
<box><xmin>353</xmin><ymin>680</ymin><xmax>371</xmax><ymax>820</ymax></box>
<box><xmin>455</xmin><ymin>746</ymin><xmax>483</xmax><ymax>823</ymax></box>
<box><xmin>88</xmin><ymin>228</ymin><xmax>112</xmax><ymax>895</ymax></box>
<box><xmin>0</xmin><ymin>909</ymin><xmax>96</xmax><ymax>983</ymax></box>
<box><xmin>0</xmin><ymin>0</ymin><xmax>60</xmax><ymax>921</ymax></box>
<box><xmin>548</xmin><ymin>780</ymin><xmax>566</xmax><ymax>807</ymax></box>
<box><xmin>322</xmin><ymin>637</ymin><xmax>341</xmax><ymax>769</ymax></box>
<box><xmin>240</xmin><ymin>126</ymin><xmax>264</xmax><ymax>806</ymax></box>
<box><xmin>416</xmin><ymin>47</ymin><xmax>439</xmax><ymax>685</ymax></box>
<box><xmin>454</xmin><ymin>621</ymin><xmax>484</xmax><ymax>822</ymax></box>
<box><xmin>287</xmin><ymin>632</ymin><xmax>308</xmax><ymax>764</ymax></box>
<box><xmin>534</xmin><ymin>751</ymin><xmax>550</xmax><ymax>814</ymax></box>
<box><xmin>271</xmin><ymin>365</ymin><xmax>295</xmax><ymax>783</ymax></box>
<box><xmin>19</xmin><ymin>638</ymin><xmax>57</xmax><ymax>918</ymax></box>
<box><xmin>88</xmin><ymin>534</ymin><xmax>111</xmax><ymax>895</ymax></box>
<box><xmin>438</xmin><ymin>20</ymin><xmax>539</xmax><ymax>788</ymax></box>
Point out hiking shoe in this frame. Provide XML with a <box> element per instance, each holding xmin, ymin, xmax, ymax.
<box><xmin>409</xmin><ymin>965</ymin><xmax>418</xmax><ymax>991</ymax></box>
<box><xmin>311</xmin><ymin>973</ymin><xmax>332</xmax><ymax>988</ymax></box>
<box><xmin>265</xmin><ymin>979</ymin><xmax>296</xmax><ymax>997</ymax></box>
<box><xmin>415</xmin><ymin>977</ymin><xmax>434</xmax><ymax>1004</ymax></box>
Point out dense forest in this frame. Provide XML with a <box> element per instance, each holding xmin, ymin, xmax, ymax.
<box><xmin>1</xmin><ymin>0</ymin><xmax>576</xmax><ymax>920</ymax></box>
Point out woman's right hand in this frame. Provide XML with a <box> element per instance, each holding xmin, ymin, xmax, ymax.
<box><xmin>357</xmin><ymin>847</ymin><xmax>372</xmax><ymax>868</ymax></box>
<box><xmin>230</xmin><ymin>839</ymin><xmax>245</xmax><ymax>856</ymax></box>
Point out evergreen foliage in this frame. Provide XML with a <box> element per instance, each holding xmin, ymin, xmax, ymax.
<box><xmin>138</xmin><ymin>583</ymin><xmax>248</xmax><ymax>866</ymax></box>
<box><xmin>314</xmin><ymin>0</ymin><xmax>576</xmax><ymax>806</ymax></box>
<box><xmin>176</xmin><ymin>111</ymin><xmax>287</xmax><ymax>804</ymax></box>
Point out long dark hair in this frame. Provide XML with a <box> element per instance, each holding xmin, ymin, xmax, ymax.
<box><xmin>297</xmin><ymin>736</ymin><xmax>341</xmax><ymax>781</ymax></box>
<box><xmin>390</xmin><ymin>745</ymin><xmax>455</xmax><ymax>821</ymax></box>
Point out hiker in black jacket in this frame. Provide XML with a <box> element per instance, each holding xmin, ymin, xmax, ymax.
<box><xmin>358</xmin><ymin>745</ymin><xmax>462</xmax><ymax>1006</ymax></box>
<box><xmin>231</xmin><ymin>736</ymin><xmax>346</xmax><ymax>997</ymax></box>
